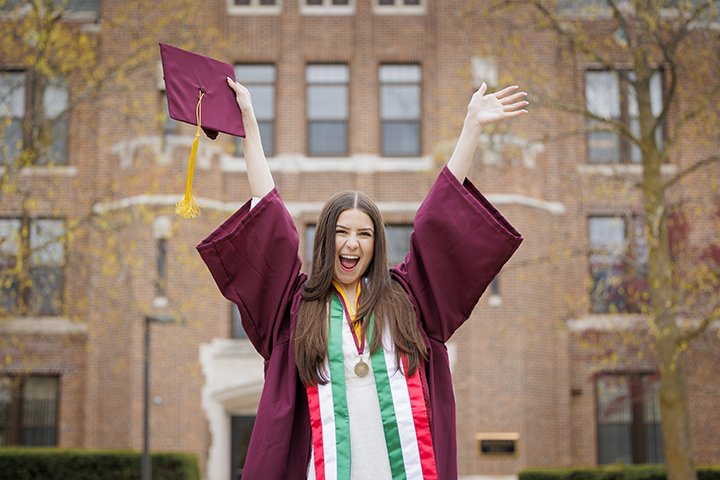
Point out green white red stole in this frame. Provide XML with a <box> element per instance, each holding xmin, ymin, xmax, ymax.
<box><xmin>305</xmin><ymin>285</ymin><xmax>437</xmax><ymax>480</ymax></box>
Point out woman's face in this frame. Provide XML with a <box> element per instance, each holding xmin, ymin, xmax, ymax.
<box><xmin>333</xmin><ymin>208</ymin><xmax>375</xmax><ymax>291</ymax></box>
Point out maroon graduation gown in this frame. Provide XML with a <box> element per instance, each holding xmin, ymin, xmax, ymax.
<box><xmin>197</xmin><ymin>166</ymin><xmax>523</xmax><ymax>479</ymax></box>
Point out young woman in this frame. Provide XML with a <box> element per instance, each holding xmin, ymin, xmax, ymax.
<box><xmin>197</xmin><ymin>78</ymin><xmax>527</xmax><ymax>480</ymax></box>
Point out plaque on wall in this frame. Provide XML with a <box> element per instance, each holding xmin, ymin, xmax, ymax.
<box><xmin>475</xmin><ymin>432</ymin><xmax>520</xmax><ymax>457</ymax></box>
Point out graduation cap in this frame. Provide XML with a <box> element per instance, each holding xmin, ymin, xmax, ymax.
<box><xmin>159</xmin><ymin>43</ymin><xmax>245</xmax><ymax>218</ymax></box>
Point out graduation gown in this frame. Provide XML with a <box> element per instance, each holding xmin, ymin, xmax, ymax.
<box><xmin>197</xmin><ymin>166</ymin><xmax>523</xmax><ymax>479</ymax></box>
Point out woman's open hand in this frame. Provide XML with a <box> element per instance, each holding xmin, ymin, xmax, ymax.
<box><xmin>467</xmin><ymin>83</ymin><xmax>528</xmax><ymax>126</ymax></box>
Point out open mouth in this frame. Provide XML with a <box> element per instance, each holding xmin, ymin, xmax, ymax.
<box><xmin>339</xmin><ymin>254</ymin><xmax>360</xmax><ymax>271</ymax></box>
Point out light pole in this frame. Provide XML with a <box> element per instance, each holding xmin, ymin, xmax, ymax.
<box><xmin>142</xmin><ymin>315</ymin><xmax>175</xmax><ymax>480</ymax></box>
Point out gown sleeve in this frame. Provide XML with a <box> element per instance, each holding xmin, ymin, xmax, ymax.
<box><xmin>392</xmin><ymin>166</ymin><xmax>523</xmax><ymax>343</ymax></box>
<box><xmin>196</xmin><ymin>189</ymin><xmax>302</xmax><ymax>360</ymax></box>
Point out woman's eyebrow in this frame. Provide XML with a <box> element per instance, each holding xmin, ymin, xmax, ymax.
<box><xmin>336</xmin><ymin>224</ymin><xmax>374</xmax><ymax>232</ymax></box>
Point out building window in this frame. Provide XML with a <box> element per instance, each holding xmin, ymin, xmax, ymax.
<box><xmin>231</xmin><ymin>415</ymin><xmax>256</xmax><ymax>479</ymax></box>
<box><xmin>0</xmin><ymin>376</ymin><xmax>59</xmax><ymax>447</ymax></box>
<box><xmin>307</xmin><ymin>64</ymin><xmax>349</xmax><ymax>156</ymax></box>
<box><xmin>305</xmin><ymin>224</ymin><xmax>317</xmax><ymax>267</ymax></box>
<box><xmin>305</xmin><ymin>223</ymin><xmax>412</xmax><ymax>267</ymax></box>
<box><xmin>302</xmin><ymin>0</ymin><xmax>354</xmax><ymax>14</ymax></box>
<box><xmin>380</xmin><ymin>64</ymin><xmax>421</xmax><ymax>156</ymax></box>
<box><xmin>585</xmin><ymin>69</ymin><xmax>663</xmax><ymax>164</ymax></box>
<box><xmin>374</xmin><ymin>0</ymin><xmax>425</xmax><ymax>14</ymax></box>
<box><xmin>0</xmin><ymin>71</ymin><xmax>69</xmax><ymax>166</ymax></box>
<box><xmin>227</xmin><ymin>0</ymin><xmax>281</xmax><ymax>15</ymax></box>
<box><xmin>156</xmin><ymin>238</ymin><xmax>167</xmax><ymax>297</ymax></box>
<box><xmin>0</xmin><ymin>218</ymin><xmax>65</xmax><ymax>316</ymax></box>
<box><xmin>588</xmin><ymin>216</ymin><xmax>648</xmax><ymax>314</ymax></box>
<box><xmin>386</xmin><ymin>224</ymin><xmax>413</xmax><ymax>266</ymax></box>
<box><xmin>231</xmin><ymin>303</ymin><xmax>248</xmax><ymax>339</ymax></box>
<box><xmin>596</xmin><ymin>373</ymin><xmax>663</xmax><ymax>464</ymax></box>
<box><xmin>234</xmin><ymin>65</ymin><xmax>276</xmax><ymax>157</ymax></box>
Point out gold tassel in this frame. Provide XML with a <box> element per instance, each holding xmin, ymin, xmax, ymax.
<box><xmin>175</xmin><ymin>90</ymin><xmax>205</xmax><ymax>219</ymax></box>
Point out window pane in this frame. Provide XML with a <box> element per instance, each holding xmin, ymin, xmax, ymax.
<box><xmin>1</xmin><ymin>72</ymin><xmax>25</xmax><ymax>165</ymax></box>
<box><xmin>379</xmin><ymin>65</ymin><xmax>421</xmax><ymax>83</ymax></box>
<box><xmin>597</xmin><ymin>375</ymin><xmax>632</xmax><ymax>464</ymax></box>
<box><xmin>381</xmin><ymin>85</ymin><xmax>420</xmax><ymax>120</ymax></box>
<box><xmin>0</xmin><ymin>220</ymin><xmax>20</xmax><ymax>314</ymax></box>
<box><xmin>630</xmin><ymin>119</ymin><xmax>642</xmax><ymax>164</ymax></box>
<box><xmin>0</xmin><ymin>119</ymin><xmax>23</xmax><ymax>165</ymax></box>
<box><xmin>587</xmin><ymin>130</ymin><xmax>620</xmax><ymax>164</ymax></box>
<box><xmin>585</xmin><ymin>71</ymin><xmax>620</xmax><ymax>119</ymax></box>
<box><xmin>0</xmin><ymin>72</ymin><xmax>25</xmax><ymax>117</ymax></box>
<box><xmin>589</xmin><ymin>217</ymin><xmax>625</xmax><ymax>313</ymax></box>
<box><xmin>259</xmin><ymin>0</ymin><xmax>276</xmax><ymax>5</ymax></box>
<box><xmin>642</xmin><ymin>374</ymin><xmax>664</xmax><ymax>463</ymax></box>
<box><xmin>306</xmin><ymin>65</ymin><xmax>349</xmax><ymax>84</ymax></box>
<box><xmin>258</xmin><ymin>121</ymin><xmax>274</xmax><ymax>156</ymax></box>
<box><xmin>0</xmin><ymin>377</ymin><xmax>12</xmax><ymax>443</ymax></box>
<box><xmin>248</xmin><ymin>85</ymin><xmax>274</xmax><ymax>120</ymax></box>
<box><xmin>234</xmin><ymin>0</ymin><xmax>251</xmax><ymax>5</ymax></box>
<box><xmin>231</xmin><ymin>303</ymin><xmax>247</xmax><ymax>339</ymax></box>
<box><xmin>307</xmin><ymin>0</ymin><xmax>323</xmax><ymax>4</ymax></box>
<box><xmin>234</xmin><ymin>65</ymin><xmax>276</xmax><ymax>83</ymax></box>
<box><xmin>382</xmin><ymin>122</ymin><xmax>419</xmax><ymax>156</ymax></box>
<box><xmin>231</xmin><ymin>416</ymin><xmax>256</xmax><ymax>478</ymax></box>
<box><xmin>29</xmin><ymin>266</ymin><xmax>63</xmax><ymax>316</ymax></box>
<box><xmin>30</xmin><ymin>220</ymin><xmax>65</xmax><ymax>266</ymax></box>
<box><xmin>305</xmin><ymin>224</ymin><xmax>316</xmax><ymax>266</ymax></box>
<box><xmin>43</xmin><ymin>80</ymin><xmax>68</xmax><ymax>120</ymax></box>
<box><xmin>378</xmin><ymin>0</ymin><xmax>395</xmax><ymax>5</ymax></box>
<box><xmin>21</xmin><ymin>377</ymin><xmax>58</xmax><ymax>447</ymax></box>
<box><xmin>386</xmin><ymin>224</ymin><xmax>413</xmax><ymax>266</ymax></box>
<box><xmin>308</xmin><ymin>86</ymin><xmax>348</xmax><ymax>119</ymax></box>
<box><xmin>333</xmin><ymin>0</ymin><xmax>350</xmax><ymax>4</ymax></box>
<box><xmin>309</xmin><ymin>122</ymin><xmax>347</xmax><ymax>155</ymax></box>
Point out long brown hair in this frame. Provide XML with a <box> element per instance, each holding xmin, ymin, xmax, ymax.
<box><xmin>294</xmin><ymin>191</ymin><xmax>427</xmax><ymax>386</ymax></box>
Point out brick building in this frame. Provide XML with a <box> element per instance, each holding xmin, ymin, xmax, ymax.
<box><xmin>1</xmin><ymin>1</ymin><xmax>718</xmax><ymax>479</ymax></box>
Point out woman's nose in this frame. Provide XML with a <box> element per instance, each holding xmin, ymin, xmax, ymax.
<box><xmin>346</xmin><ymin>234</ymin><xmax>359</xmax><ymax>248</ymax></box>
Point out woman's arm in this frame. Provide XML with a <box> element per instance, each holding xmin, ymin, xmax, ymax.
<box><xmin>447</xmin><ymin>83</ymin><xmax>528</xmax><ymax>182</ymax></box>
<box><xmin>227</xmin><ymin>77</ymin><xmax>275</xmax><ymax>198</ymax></box>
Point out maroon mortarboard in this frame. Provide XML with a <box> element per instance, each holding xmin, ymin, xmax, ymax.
<box><xmin>159</xmin><ymin>43</ymin><xmax>245</xmax><ymax>218</ymax></box>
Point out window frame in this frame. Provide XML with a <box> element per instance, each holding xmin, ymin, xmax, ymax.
<box><xmin>373</xmin><ymin>0</ymin><xmax>426</xmax><ymax>15</ymax></box>
<box><xmin>379</xmin><ymin>63</ymin><xmax>422</xmax><ymax>157</ymax></box>
<box><xmin>584</xmin><ymin>68</ymin><xmax>665</xmax><ymax>165</ymax></box>
<box><xmin>0</xmin><ymin>70</ymin><xmax>70</xmax><ymax>167</ymax></box>
<box><xmin>306</xmin><ymin>63</ymin><xmax>350</xmax><ymax>157</ymax></box>
<box><xmin>595</xmin><ymin>371</ymin><xmax>663</xmax><ymax>465</ymax></box>
<box><xmin>226</xmin><ymin>0</ymin><xmax>282</xmax><ymax>15</ymax></box>
<box><xmin>301</xmin><ymin>0</ymin><xmax>355</xmax><ymax>15</ymax></box>
<box><xmin>0</xmin><ymin>375</ymin><xmax>60</xmax><ymax>447</ymax></box>
<box><xmin>587</xmin><ymin>214</ymin><xmax>648</xmax><ymax>314</ymax></box>
<box><xmin>0</xmin><ymin>216</ymin><xmax>66</xmax><ymax>316</ymax></box>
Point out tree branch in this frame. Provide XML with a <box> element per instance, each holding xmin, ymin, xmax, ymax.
<box><xmin>663</xmin><ymin>154</ymin><xmax>720</xmax><ymax>190</ymax></box>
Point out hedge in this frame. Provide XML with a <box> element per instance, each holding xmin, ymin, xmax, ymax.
<box><xmin>520</xmin><ymin>465</ymin><xmax>720</xmax><ymax>480</ymax></box>
<box><xmin>0</xmin><ymin>449</ymin><xmax>200</xmax><ymax>480</ymax></box>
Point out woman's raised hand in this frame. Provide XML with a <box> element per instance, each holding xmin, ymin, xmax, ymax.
<box><xmin>227</xmin><ymin>77</ymin><xmax>254</xmax><ymax>114</ymax></box>
<box><xmin>467</xmin><ymin>83</ymin><xmax>528</xmax><ymax>126</ymax></box>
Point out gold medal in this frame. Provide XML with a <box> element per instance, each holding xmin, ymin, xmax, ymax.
<box><xmin>354</xmin><ymin>359</ymin><xmax>369</xmax><ymax>377</ymax></box>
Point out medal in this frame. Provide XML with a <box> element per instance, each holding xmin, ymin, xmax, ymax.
<box><xmin>354</xmin><ymin>359</ymin><xmax>369</xmax><ymax>377</ymax></box>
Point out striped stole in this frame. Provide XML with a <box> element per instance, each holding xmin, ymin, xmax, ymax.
<box><xmin>306</xmin><ymin>291</ymin><xmax>437</xmax><ymax>480</ymax></box>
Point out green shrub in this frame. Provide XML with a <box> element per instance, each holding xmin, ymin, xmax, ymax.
<box><xmin>0</xmin><ymin>449</ymin><xmax>199</xmax><ymax>480</ymax></box>
<box><xmin>521</xmin><ymin>465</ymin><xmax>720</xmax><ymax>480</ymax></box>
